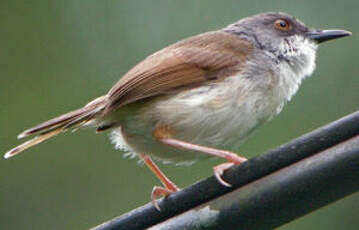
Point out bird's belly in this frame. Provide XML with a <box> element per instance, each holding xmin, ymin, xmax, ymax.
<box><xmin>111</xmin><ymin>75</ymin><xmax>284</xmax><ymax>164</ymax></box>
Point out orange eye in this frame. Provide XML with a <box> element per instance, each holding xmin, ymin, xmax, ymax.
<box><xmin>274</xmin><ymin>19</ymin><xmax>290</xmax><ymax>31</ymax></box>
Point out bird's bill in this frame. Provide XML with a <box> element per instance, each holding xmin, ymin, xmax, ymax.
<box><xmin>305</xmin><ymin>29</ymin><xmax>352</xmax><ymax>43</ymax></box>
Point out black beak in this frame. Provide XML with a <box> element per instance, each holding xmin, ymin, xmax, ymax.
<box><xmin>305</xmin><ymin>29</ymin><xmax>352</xmax><ymax>43</ymax></box>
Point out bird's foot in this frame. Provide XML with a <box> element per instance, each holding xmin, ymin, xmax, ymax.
<box><xmin>151</xmin><ymin>185</ymin><xmax>180</xmax><ymax>211</ymax></box>
<box><xmin>213</xmin><ymin>155</ymin><xmax>247</xmax><ymax>187</ymax></box>
<box><xmin>158</xmin><ymin>137</ymin><xmax>248</xmax><ymax>187</ymax></box>
<box><xmin>140</xmin><ymin>153</ymin><xmax>180</xmax><ymax>211</ymax></box>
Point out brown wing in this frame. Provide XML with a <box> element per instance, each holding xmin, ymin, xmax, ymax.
<box><xmin>105</xmin><ymin>31</ymin><xmax>252</xmax><ymax>113</ymax></box>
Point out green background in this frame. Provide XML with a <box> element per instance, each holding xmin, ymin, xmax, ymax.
<box><xmin>1</xmin><ymin>1</ymin><xmax>358</xmax><ymax>229</ymax></box>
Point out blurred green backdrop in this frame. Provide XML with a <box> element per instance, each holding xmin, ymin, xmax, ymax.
<box><xmin>1</xmin><ymin>1</ymin><xmax>358</xmax><ymax>229</ymax></box>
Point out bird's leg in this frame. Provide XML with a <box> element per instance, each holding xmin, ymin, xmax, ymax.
<box><xmin>158</xmin><ymin>138</ymin><xmax>247</xmax><ymax>187</ymax></box>
<box><xmin>139</xmin><ymin>154</ymin><xmax>180</xmax><ymax>210</ymax></box>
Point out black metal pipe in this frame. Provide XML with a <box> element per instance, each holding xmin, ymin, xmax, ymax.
<box><xmin>91</xmin><ymin>111</ymin><xmax>359</xmax><ymax>230</ymax></box>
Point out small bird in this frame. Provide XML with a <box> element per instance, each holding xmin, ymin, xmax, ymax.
<box><xmin>5</xmin><ymin>12</ymin><xmax>351</xmax><ymax>210</ymax></box>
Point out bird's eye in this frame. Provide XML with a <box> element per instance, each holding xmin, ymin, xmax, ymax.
<box><xmin>274</xmin><ymin>19</ymin><xmax>291</xmax><ymax>31</ymax></box>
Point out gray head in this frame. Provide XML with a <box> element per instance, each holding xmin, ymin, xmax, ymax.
<box><xmin>224</xmin><ymin>12</ymin><xmax>351</xmax><ymax>76</ymax></box>
<box><xmin>224</xmin><ymin>12</ymin><xmax>351</xmax><ymax>51</ymax></box>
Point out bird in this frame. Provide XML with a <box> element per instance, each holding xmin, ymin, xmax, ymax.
<box><xmin>4</xmin><ymin>12</ymin><xmax>351</xmax><ymax>210</ymax></box>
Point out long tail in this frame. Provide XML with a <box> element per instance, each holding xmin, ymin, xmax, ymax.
<box><xmin>4</xmin><ymin>95</ymin><xmax>108</xmax><ymax>159</ymax></box>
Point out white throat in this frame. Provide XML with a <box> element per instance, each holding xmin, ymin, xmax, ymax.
<box><xmin>274</xmin><ymin>35</ymin><xmax>318</xmax><ymax>102</ymax></box>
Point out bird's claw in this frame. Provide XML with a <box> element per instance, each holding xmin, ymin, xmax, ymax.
<box><xmin>151</xmin><ymin>185</ymin><xmax>179</xmax><ymax>211</ymax></box>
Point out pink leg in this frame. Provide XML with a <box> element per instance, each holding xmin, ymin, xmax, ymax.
<box><xmin>159</xmin><ymin>138</ymin><xmax>247</xmax><ymax>187</ymax></box>
<box><xmin>140</xmin><ymin>154</ymin><xmax>180</xmax><ymax>210</ymax></box>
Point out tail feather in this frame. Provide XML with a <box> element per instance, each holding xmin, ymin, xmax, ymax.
<box><xmin>5</xmin><ymin>95</ymin><xmax>108</xmax><ymax>159</ymax></box>
<box><xmin>4</xmin><ymin>129</ymin><xmax>64</xmax><ymax>159</ymax></box>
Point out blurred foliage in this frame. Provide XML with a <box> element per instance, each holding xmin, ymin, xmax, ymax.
<box><xmin>0</xmin><ymin>1</ymin><xmax>358</xmax><ymax>229</ymax></box>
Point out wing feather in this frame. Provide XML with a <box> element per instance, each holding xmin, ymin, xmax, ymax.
<box><xmin>105</xmin><ymin>31</ymin><xmax>252</xmax><ymax>113</ymax></box>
